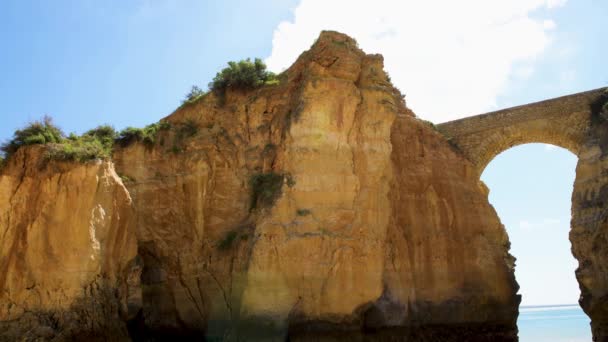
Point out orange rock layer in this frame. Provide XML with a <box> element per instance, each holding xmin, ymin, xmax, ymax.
<box><xmin>0</xmin><ymin>32</ymin><xmax>522</xmax><ymax>341</ymax></box>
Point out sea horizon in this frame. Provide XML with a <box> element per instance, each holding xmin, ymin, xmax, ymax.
<box><xmin>521</xmin><ymin>303</ymin><xmax>580</xmax><ymax>308</ymax></box>
<box><xmin>518</xmin><ymin>303</ymin><xmax>592</xmax><ymax>342</ymax></box>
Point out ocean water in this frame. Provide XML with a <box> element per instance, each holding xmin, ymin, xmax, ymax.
<box><xmin>518</xmin><ymin>304</ymin><xmax>592</xmax><ymax>342</ymax></box>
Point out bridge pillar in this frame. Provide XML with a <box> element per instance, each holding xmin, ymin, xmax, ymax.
<box><xmin>571</xmin><ymin>116</ymin><xmax>608</xmax><ymax>342</ymax></box>
<box><xmin>436</xmin><ymin>88</ymin><xmax>608</xmax><ymax>341</ymax></box>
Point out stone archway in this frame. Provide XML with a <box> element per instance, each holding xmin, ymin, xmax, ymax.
<box><xmin>436</xmin><ymin>89</ymin><xmax>602</xmax><ymax>176</ymax></box>
<box><xmin>437</xmin><ymin>88</ymin><xmax>608</xmax><ymax>340</ymax></box>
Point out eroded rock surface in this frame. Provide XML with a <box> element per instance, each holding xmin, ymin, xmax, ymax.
<box><xmin>381</xmin><ymin>115</ymin><xmax>519</xmax><ymax>339</ymax></box>
<box><xmin>111</xmin><ymin>31</ymin><xmax>520</xmax><ymax>341</ymax></box>
<box><xmin>6</xmin><ymin>31</ymin><xmax>587</xmax><ymax>341</ymax></box>
<box><xmin>437</xmin><ymin>87</ymin><xmax>608</xmax><ymax>342</ymax></box>
<box><xmin>0</xmin><ymin>146</ymin><xmax>138</xmax><ymax>341</ymax></box>
<box><xmin>572</xmin><ymin>115</ymin><xmax>608</xmax><ymax>341</ymax></box>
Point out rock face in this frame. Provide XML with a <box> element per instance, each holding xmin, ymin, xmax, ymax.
<box><xmin>111</xmin><ymin>31</ymin><xmax>520</xmax><ymax>341</ymax></box>
<box><xmin>572</xmin><ymin>115</ymin><xmax>608</xmax><ymax>341</ymax></box>
<box><xmin>381</xmin><ymin>116</ymin><xmax>519</xmax><ymax>339</ymax></box>
<box><xmin>0</xmin><ymin>146</ymin><xmax>138</xmax><ymax>341</ymax></box>
<box><xmin>0</xmin><ymin>31</ymin><xmax>528</xmax><ymax>341</ymax></box>
<box><xmin>434</xmin><ymin>88</ymin><xmax>608</xmax><ymax>342</ymax></box>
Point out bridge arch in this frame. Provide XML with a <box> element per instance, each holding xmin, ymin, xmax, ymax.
<box><xmin>437</xmin><ymin>89</ymin><xmax>603</xmax><ymax>176</ymax></box>
<box><xmin>437</xmin><ymin>87</ymin><xmax>608</xmax><ymax>340</ymax></box>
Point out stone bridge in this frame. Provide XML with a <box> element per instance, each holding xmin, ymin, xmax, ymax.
<box><xmin>438</xmin><ymin>87</ymin><xmax>608</xmax><ymax>340</ymax></box>
<box><xmin>437</xmin><ymin>88</ymin><xmax>606</xmax><ymax>176</ymax></box>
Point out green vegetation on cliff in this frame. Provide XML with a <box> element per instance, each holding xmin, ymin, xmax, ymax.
<box><xmin>1</xmin><ymin>56</ymin><xmax>276</xmax><ymax>166</ymax></box>
<box><xmin>1</xmin><ymin>116</ymin><xmax>63</xmax><ymax>159</ymax></box>
<box><xmin>249</xmin><ymin>172</ymin><xmax>285</xmax><ymax>211</ymax></box>
<box><xmin>0</xmin><ymin>117</ymin><xmax>117</xmax><ymax>163</ymax></box>
<box><xmin>218</xmin><ymin>230</ymin><xmax>238</xmax><ymax>250</ymax></box>
<box><xmin>116</xmin><ymin>121</ymin><xmax>171</xmax><ymax>147</ymax></box>
<box><xmin>590</xmin><ymin>88</ymin><xmax>608</xmax><ymax>124</ymax></box>
<box><xmin>210</xmin><ymin>58</ymin><xmax>277</xmax><ymax>94</ymax></box>
<box><xmin>47</xmin><ymin>125</ymin><xmax>116</xmax><ymax>162</ymax></box>
<box><xmin>217</xmin><ymin>225</ymin><xmax>252</xmax><ymax>251</ymax></box>
<box><xmin>0</xmin><ymin>115</ymin><xmax>203</xmax><ymax>166</ymax></box>
<box><xmin>182</xmin><ymin>85</ymin><xmax>206</xmax><ymax>105</ymax></box>
<box><xmin>181</xmin><ymin>58</ymin><xmax>278</xmax><ymax>107</ymax></box>
<box><xmin>420</xmin><ymin>119</ymin><xmax>438</xmax><ymax>131</ymax></box>
<box><xmin>0</xmin><ymin>116</ymin><xmax>181</xmax><ymax>164</ymax></box>
<box><xmin>296</xmin><ymin>208</ymin><xmax>311</xmax><ymax>216</ymax></box>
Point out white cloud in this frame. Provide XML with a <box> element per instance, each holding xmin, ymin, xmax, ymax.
<box><xmin>514</xmin><ymin>65</ymin><xmax>536</xmax><ymax>79</ymax></box>
<box><xmin>266</xmin><ymin>0</ymin><xmax>566</xmax><ymax>122</ymax></box>
<box><xmin>545</xmin><ymin>0</ymin><xmax>568</xmax><ymax>8</ymax></box>
<box><xmin>543</xmin><ymin>19</ymin><xmax>557</xmax><ymax>30</ymax></box>
<box><xmin>544</xmin><ymin>144</ymin><xmax>558</xmax><ymax>151</ymax></box>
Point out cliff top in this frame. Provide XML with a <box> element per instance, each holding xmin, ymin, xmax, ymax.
<box><xmin>0</xmin><ymin>31</ymin><xmax>411</xmax><ymax>173</ymax></box>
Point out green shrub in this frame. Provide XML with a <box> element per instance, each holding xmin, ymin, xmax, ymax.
<box><xmin>159</xmin><ymin>121</ymin><xmax>172</xmax><ymax>130</ymax></box>
<box><xmin>178</xmin><ymin>119</ymin><xmax>199</xmax><ymax>138</ymax></box>
<box><xmin>45</xmin><ymin>125</ymin><xmax>116</xmax><ymax>162</ymax></box>
<box><xmin>1</xmin><ymin>116</ymin><xmax>64</xmax><ymax>159</ymax></box>
<box><xmin>218</xmin><ymin>230</ymin><xmax>239</xmax><ymax>250</ymax></box>
<box><xmin>590</xmin><ymin>89</ymin><xmax>608</xmax><ymax>124</ymax></box>
<box><xmin>182</xmin><ymin>85</ymin><xmax>206</xmax><ymax>105</ymax></box>
<box><xmin>116</xmin><ymin>127</ymin><xmax>144</xmax><ymax>146</ymax></box>
<box><xmin>296</xmin><ymin>209</ymin><xmax>311</xmax><ymax>216</ymax></box>
<box><xmin>46</xmin><ymin>139</ymin><xmax>110</xmax><ymax>162</ymax></box>
<box><xmin>421</xmin><ymin>119</ymin><xmax>437</xmax><ymax>130</ymax></box>
<box><xmin>209</xmin><ymin>58</ymin><xmax>277</xmax><ymax>94</ymax></box>
<box><xmin>249</xmin><ymin>172</ymin><xmax>284</xmax><ymax>210</ymax></box>
<box><xmin>2</xmin><ymin>118</ymin><xmax>116</xmax><ymax>164</ymax></box>
<box><xmin>141</xmin><ymin>124</ymin><xmax>160</xmax><ymax>145</ymax></box>
<box><xmin>217</xmin><ymin>223</ymin><xmax>254</xmax><ymax>251</ymax></box>
<box><xmin>83</xmin><ymin>125</ymin><xmax>116</xmax><ymax>150</ymax></box>
<box><xmin>116</xmin><ymin>121</ymin><xmax>171</xmax><ymax>147</ymax></box>
<box><xmin>170</xmin><ymin>119</ymin><xmax>199</xmax><ymax>152</ymax></box>
<box><xmin>84</xmin><ymin>125</ymin><xmax>116</xmax><ymax>142</ymax></box>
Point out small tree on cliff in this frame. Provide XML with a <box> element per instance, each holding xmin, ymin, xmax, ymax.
<box><xmin>0</xmin><ymin>115</ymin><xmax>64</xmax><ymax>159</ymax></box>
<box><xmin>1</xmin><ymin>117</ymin><xmax>122</xmax><ymax>163</ymax></box>
<box><xmin>209</xmin><ymin>58</ymin><xmax>277</xmax><ymax>94</ymax></box>
<box><xmin>182</xmin><ymin>85</ymin><xmax>206</xmax><ymax>105</ymax></box>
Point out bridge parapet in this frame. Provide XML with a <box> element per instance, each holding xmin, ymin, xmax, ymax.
<box><xmin>436</xmin><ymin>88</ymin><xmax>605</xmax><ymax>175</ymax></box>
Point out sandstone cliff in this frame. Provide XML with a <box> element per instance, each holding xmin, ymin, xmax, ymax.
<box><xmin>0</xmin><ymin>146</ymin><xmax>138</xmax><ymax>341</ymax></box>
<box><xmin>572</xmin><ymin>111</ymin><xmax>608</xmax><ymax>341</ymax></box>
<box><xmin>0</xmin><ymin>31</ymin><xmax>521</xmax><ymax>341</ymax></box>
<box><xmin>112</xmin><ymin>31</ymin><xmax>520</xmax><ymax>341</ymax></box>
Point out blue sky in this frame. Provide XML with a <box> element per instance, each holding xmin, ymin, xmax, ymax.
<box><xmin>0</xmin><ymin>0</ymin><xmax>299</xmax><ymax>137</ymax></box>
<box><xmin>1</xmin><ymin>0</ymin><xmax>606</xmax><ymax>306</ymax></box>
<box><xmin>482</xmin><ymin>145</ymin><xmax>579</xmax><ymax>305</ymax></box>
